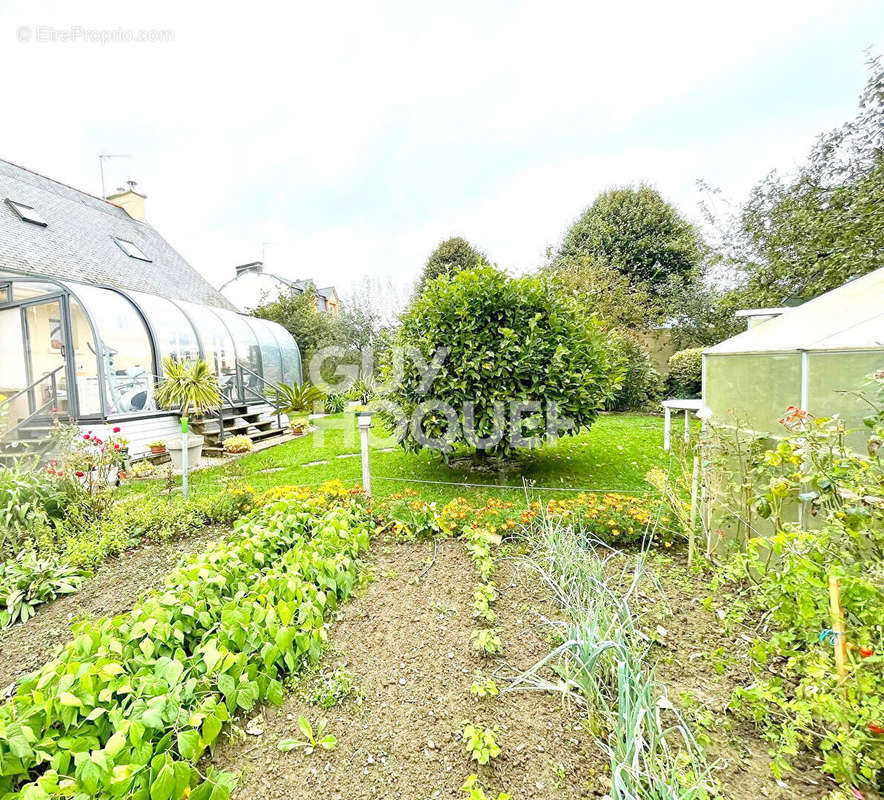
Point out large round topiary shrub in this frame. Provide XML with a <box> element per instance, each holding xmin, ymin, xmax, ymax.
<box><xmin>381</xmin><ymin>265</ymin><xmax>620</xmax><ymax>459</ymax></box>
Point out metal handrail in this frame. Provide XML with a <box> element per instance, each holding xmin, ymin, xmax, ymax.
<box><xmin>0</xmin><ymin>365</ymin><xmax>64</xmax><ymax>415</ymax></box>
<box><xmin>0</xmin><ymin>366</ymin><xmax>65</xmax><ymax>444</ymax></box>
<box><xmin>236</xmin><ymin>361</ymin><xmax>283</xmax><ymax>429</ymax></box>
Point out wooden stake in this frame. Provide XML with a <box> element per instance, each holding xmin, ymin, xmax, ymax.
<box><xmin>828</xmin><ymin>575</ymin><xmax>849</xmax><ymax>697</ymax></box>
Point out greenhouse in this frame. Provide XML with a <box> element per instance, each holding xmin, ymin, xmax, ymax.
<box><xmin>703</xmin><ymin>266</ymin><xmax>884</xmax><ymax>451</ymax></box>
<box><xmin>0</xmin><ymin>273</ymin><xmax>302</xmax><ymax>454</ymax></box>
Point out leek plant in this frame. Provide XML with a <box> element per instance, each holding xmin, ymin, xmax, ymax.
<box><xmin>511</xmin><ymin>516</ymin><xmax>714</xmax><ymax>800</ymax></box>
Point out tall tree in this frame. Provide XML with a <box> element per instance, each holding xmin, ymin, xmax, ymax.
<box><xmin>556</xmin><ymin>184</ymin><xmax>705</xmax><ymax>296</ymax></box>
<box><xmin>711</xmin><ymin>55</ymin><xmax>883</xmax><ymax>306</ymax></box>
<box><xmin>416</xmin><ymin>236</ymin><xmax>487</xmax><ymax>294</ymax></box>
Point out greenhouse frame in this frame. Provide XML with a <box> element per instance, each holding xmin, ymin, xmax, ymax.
<box><xmin>703</xmin><ymin>266</ymin><xmax>884</xmax><ymax>451</ymax></box>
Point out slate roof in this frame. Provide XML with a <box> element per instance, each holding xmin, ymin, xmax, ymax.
<box><xmin>0</xmin><ymin>158</ymin><xmax>235</xmax><ymax>309</ymax></box>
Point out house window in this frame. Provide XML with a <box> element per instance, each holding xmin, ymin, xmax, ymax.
<box><xmin>5</xmin><ymin>199</ymin><xmax>48</xmax><ymax>227</ymax></box>
<box><xmin>113</xmin><ymin>237</ymin><xmax>152</xmax><ymax>261</ymax></box>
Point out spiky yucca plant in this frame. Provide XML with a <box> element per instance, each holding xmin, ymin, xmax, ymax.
<box><xmin>155</xmin><ymin>358</ymin><xmax>221</xmax><ymax>420</ymax></box>
<box><xmin>268</xmin><ymin>381</ymin><xmax>325</xmax><ymax>416</ymax></box>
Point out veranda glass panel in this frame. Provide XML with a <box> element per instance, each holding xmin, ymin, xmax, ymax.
<box><xmin>127</xmin><ymin>290</ymin><xmax>200</xmax><ymax>368</ymax></box>
<box><xmin>244</xmin><ymin>317</ymin><xmax>283</xmax><ymax>387</ymax></box>
<box><xmin>175</xmin><ymin>300</ymin><xmax>238</xmax><ymax>397</ymax></box>
<box><xmin>264</xmin><ymin>319</ymin><xmax>302</xmax><ymax>385</ymax></box>
<box><xmin>69</xmin><ymin>284</ymin><xmax>155</xmax><ymax>415</ymax></box>
<box><xmin>11</xmin><ymin>282</ymin><xmax>60</xmax><ymax>303</ymax></box>
<box><xmin>68</xmin><ymin>297</ymin><xmax>101</xmax><ymax>416</ymax></box>
<box><xmin>0</xmin><ymin>305</ymin><xmax>29</xmax><ymax>433</ymax></box>
<box><xmin>807</xmin><ymin>350</ymin><xmax>884</xmax><ymax>452</ymax></box>
<box><xmin>704</xmin><ymin>353</ymin><xmax>802</xmax><ymax>436</ymax></box>
<box><xmin>207</xmin><ymin>307</ymin><xmax>263</xmax><ymax>402</ymax></box>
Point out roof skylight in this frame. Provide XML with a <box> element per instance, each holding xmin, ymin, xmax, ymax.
<box><xmin>5</xmin><ymin>199</ymin><xmax>47</xmax><ymax>227</ymax></box>
<box><xmin>113</xmin><ymin>237</ymin><xmax>152</xmax><ymax>262</ymax></box>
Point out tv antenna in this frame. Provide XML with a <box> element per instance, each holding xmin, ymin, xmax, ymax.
<box><xmin>98</xmin><ymin>154</ymin><xmax>131</xmax><ymax>199</ymax></box>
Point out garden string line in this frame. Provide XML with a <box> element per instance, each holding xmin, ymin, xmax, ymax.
<box><xmin>369</xmin><ymin>474</ymin><xmax>659</xmax><ymax>496</ymax></box>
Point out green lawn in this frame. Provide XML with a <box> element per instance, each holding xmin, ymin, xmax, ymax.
<box><xmin>122</xmin><ymin>412</ymin><xmax>675</xmax><ymax>506</ymax></box>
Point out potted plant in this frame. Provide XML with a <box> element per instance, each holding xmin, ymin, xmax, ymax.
<box><xmin>155</xmin><ymin>357</ymin><xmax>221</xmax><ymax>471</ymax></box>
<box><xmin>289</xmin><ymin>416</ymin><xmax>310</xmax><ymax>436</ymax></box>
<box><xmin>147</xmin><ymin>440</ymin><xmax>167</xmax><ymax>455</ymax></box>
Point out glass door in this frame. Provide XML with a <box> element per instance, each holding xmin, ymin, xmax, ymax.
<box><xmin>0</xmin><ymin>305</ymin><xmax>28</xmax><ymax>435</ymax></box>
<box><xmin>22</xmin><ymin>298</ymin><xmax>69</xmax><ymax>417</ymax></box>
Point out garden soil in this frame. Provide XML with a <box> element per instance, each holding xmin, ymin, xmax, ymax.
<box><xmin>210</xmin><ymin>539</ymin><xmax>604</xmax><ymax>799</ymax></box>
<box><xmin>0</xmin><ymin>529</ymin><xmax>219</xmax><ymax>690</ymax></box>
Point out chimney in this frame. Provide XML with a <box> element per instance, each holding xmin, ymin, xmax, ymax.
<box><xmin>235</xmin><ymin>261</ymin><xmax>264</xmax><ymax>277</ymax></box>
<box><xmin>106</xmin><ymin>180</ymin><xmax>147</xmax><ymax>222</ymax></box>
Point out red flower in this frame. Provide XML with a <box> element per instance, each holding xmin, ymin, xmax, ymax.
<box><xmin>860</xmin><ymin>646</ymin><xmax>874</xmax><ymax>658</ymax></box>
<box><xmin>56</xmin><ymin>470</ymin><xmax>63</xmax><ymax>476</ymax></box>
<box><xmin>114</xmin><ymin>444</ymin><xmax>120</xmax><ymax>450</ymax></box>
<box><xmin>83</xmin><ymin>434</ymin><xmax>90</xmax><ymax>440</ymax></box>
<box><xmin>118</xmin><ymin>471</ymin><xmax>128</xmax><ymax>480</ymax></box>
<box><xmin>47</xmin><ymin>468</ymin><xmax>56</xmax><ymax>475</ymax></box>
<box><xmin>95</xmin><ymin>438</ymin><xmax>103</xmax><ymax>445</ymax></box>
<box><xmin>75</xmin><ymin>470</ymin><xmax>85</xmax><ymax>477</ymax></box>
<box><xmin>113</xmin><ymin>426</ymin><xmax>121</xmax><ymax>433</ymax></box>
<box><xmin>868</xmin><ymin>722</ymin><xmax>884</xmax><ymax>735</ymax></box>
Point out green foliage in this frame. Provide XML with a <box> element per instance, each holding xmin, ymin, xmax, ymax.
<box><xmin>469</xmin><ymin>676</ymin><xmax>499</xmax><ymax>699</ymax></box>
<box><xmin>0</xmin><ymin>552</ymin><xmax>86</xmax><ymax>627</ymax></box>
<box><xmin>522</xmin><ymin>519</ymin><xmax>714</xmax><ymax>799</ymax></box>
<box><xmin>667</xmin><ymin>347</ymin><xmax>704</xmax><ymax>398</ymax></box>
<box><xmin>606</xmin><ymin>334</ymin><xmax>665</xmax><ymax>412</ymax></box>
<box><xmin>548</xmin><ymin>256</ymin><xmax>654</xmax><ymax>331</ymax></box>
<box><xmin>0</xmin><ymin>463</ymin><xmax>64</xmax><ymax>558</ymax></box>
<box><xmin>269</xmin><ymin>380</ymin><xmax>325</xmax><ymax>415</ymax></box>
<box><xmin>470</xmin><ymin>628</ymin><xmax>502</xmax><ymax>656</ymax></box>
<box><xmin>253</xmin><ymin>285</ymin><xmax>342</xmax><ymax>370</ymax></box>
<box><xmin>462</xmin><ymin>723</ymin><xmax>501</xmax><ymax>764</ymax></box>
<box><xmin>556</xmin><ymin>184</ymin><xmax>705</xmax><ymax>296</ymax></box>
<box><xmin>472</xmin><ymin>582</ymin><xmax>498</xmax><ymax>623</ymax></box>
<box><xmin>324</xmin><ymin>393</ymin><xmax>346</xmax><ymax>414</ymax></box>
<box><xmin>277</xmin><ymin>717</ymin><xmax>337</xmax><ymax>754</ymax></box>
<box><xmin>345</xmin><ymin>376</ymin><xmax>375</xmax><ymax>405</ymax></box>
<box><xmin>307</xmin><ymin>665</ymin><xmax>362</xmax><ymax>708</ymax></box>
<box><xmin>155</xmin><ymin>358</ymin><xmax>221</xmax><ymax>419</ymax></box>
<box><xmin>711</xmin><ymin>56</ymin><xmax>884</xmax><ymax>306</ymax></box>
<box><xmin>461</xmin><ymin>774</ymin><xmax>510</xmax><ymax>800</ymax></box>
<box><xmin>386</xmin><ymin>265</ymin><xmax>619</xmax><ymax>458</ymax></box>
<box><xmin>0</xmin><ymin>491</ymin><xmax>371</xmax><ymax>798</ymax></box>
<box><xmin>719</xmin><ymin>375</ymin><xmax>884</xmax><ymax>789</ymax></box>
<box><xmin>417</xmin><ymin>236</ymin><xmax>487</xmax><ymax>294</ymax></box>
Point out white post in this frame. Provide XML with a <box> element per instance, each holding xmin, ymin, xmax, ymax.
<box><xmin>357</xmin><ymin>411</ymin><xmax>373</xmax><ymax>497</ymax></box>
<box><xmin>181</xmin><ymin>417</ymin><xmax>189</xmax><ymax>499</ymax></box>
<box><xmin>663</xmin><ymin>405</ymin><xmax>671</xmax><ymax>451</ymax></box>
<box><xmin>684</xmin><ymin>409</ymin><xmax>691</xmax><ymax>442</ymax></box>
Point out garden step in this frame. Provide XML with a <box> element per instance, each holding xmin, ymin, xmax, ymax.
<box><xmin>202</xmin><ymin>428</ymin><xmax>292</xmax><ymax>457</ymax></box>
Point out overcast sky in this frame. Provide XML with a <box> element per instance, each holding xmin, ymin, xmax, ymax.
<box><xmin>1</xmin><ymin>1</ymin><xmax>881</xmax><ymax>301</ymax></box>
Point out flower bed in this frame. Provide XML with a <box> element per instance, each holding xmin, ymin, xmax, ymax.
<box><xmin>372</xmin><ymin>488</ymin><xmax>671</xmax><ymax>546</ymax></box>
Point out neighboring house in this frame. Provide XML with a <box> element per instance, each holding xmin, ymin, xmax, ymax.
<box><xmin>220</xmin><ymin>261</ymin><xmax>339</xmax><ymax>314</ymax></box>
<box><xmin>0</xmin><ymin>158</ymin><xmax>302</xmax><ymax>462</ymax></box>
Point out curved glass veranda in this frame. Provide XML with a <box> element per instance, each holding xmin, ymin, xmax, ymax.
<box><xmin>0</xmin><ymin>273</ymin><xmax>301</xmax><ymax>427</ymax></box>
